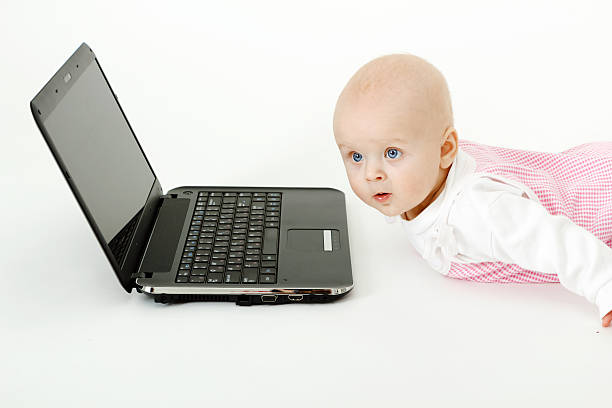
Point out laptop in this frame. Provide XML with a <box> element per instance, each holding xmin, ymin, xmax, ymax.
<box><xmin>30</xmin><ymin>42</ymin><xmax>353</xmax><ymax>305</ymax></box>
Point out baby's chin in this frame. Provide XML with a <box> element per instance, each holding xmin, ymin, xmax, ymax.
<box><xmin>368</xmin><ymin>202</ymin><xmax>404</xmax><ymax>218</ymax></box>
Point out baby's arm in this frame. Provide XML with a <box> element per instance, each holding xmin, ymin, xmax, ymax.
<box><xmin>485</xmin><ymin>192</ymin><xmax>612</xmax><ymax>326</ymax></box>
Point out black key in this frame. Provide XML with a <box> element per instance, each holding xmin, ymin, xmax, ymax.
<box><xmin>242</xmin><ymin>268</ymin><xmax>258</xmax><ymax>283</ymax></box>
<box><xmin>191</xmin><ymin>269</ymin><xmax>206</xmax><ymax>276</ymax></box>
<box><xmin>209</xmin><ymin>266</ymin><xmax>225</xmax><ymax>273</ymax></box>
<box><xmin>208</xmin><ymin>197</ymin><xmax>222</xmax><ymax>206</ymax></box>
<box><xmin>259</xmin><ymin>274</ymin><xmax>276</xmax><ymax>284</ymax></box>
<box><xmin>262</xmin><ymin>254</ymin><xmax>276</xmax><ymax>261</ymax></box>
<box><xmin>189</xmin><ymin>276</ymin><xmax>206</xmax><ymax>283</ymax></box>
<box><xmin>225</xmin><ymin>271</ymin><xmax>241</xmax><ymax>283</ymax></box>
<box><xmin>237</xmin><ymin>197</ymin><xmax>251</xmax><ymax>207</ymax></box>
<box><xmin>263</xmin><ymin>228</ymin><xmax>278</xmax><ymax>254</ymax></box>
<box><xmin>260</xmin><ymin>267</ymin><xmax>276</xmax><ymax>274</ymax></box>
<box><xmin>176</xmin><ymin>277</ymin><xmax>189</xmax><ymax>283</ymax></box>
<box><xmin>261</xmin><ymin>261</ymin><xmax>276</xmax><ymax>268</ymax></box>
<box><xmin>207</xmin><ymin>273</ymin><xmax>223</xmax><ymax>283</ymax></box>
<box><xmin>193</xmin><ymin>263</ymin><xmax>208</xmax><ymax>269</ymax></box>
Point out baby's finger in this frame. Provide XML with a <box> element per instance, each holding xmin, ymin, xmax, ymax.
<box><xmin>602</xmin><ymin>314</ymin><xmax>612</xmax><ymax>327</ymax></box>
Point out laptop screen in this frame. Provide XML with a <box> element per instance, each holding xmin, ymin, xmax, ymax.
<box><xmin>42</xmin><ymin>59</ymin><xmax>155</xmax><ymax>251</ymax></box>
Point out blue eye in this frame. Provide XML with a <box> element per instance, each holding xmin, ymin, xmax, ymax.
<box><xmin>386</xmin><ymin>148</ymin><xmax>401</xmax><ymax>159</ymax></box>
<box><xmin>350</xmin><ymin>149</ymin><xmax>402</xmax><ymax>163</ymax></box>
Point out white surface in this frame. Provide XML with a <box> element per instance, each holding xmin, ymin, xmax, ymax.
<box><xmin>2</xmin><ymin>1</ymin><xmax>612</xmax><ymax>406</ymax></box>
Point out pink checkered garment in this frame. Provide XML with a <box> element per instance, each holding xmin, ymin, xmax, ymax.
<box><xmin>448</xmin><ymin>139</ymin><xmax>612</xmax><ymax>283</ymax></box>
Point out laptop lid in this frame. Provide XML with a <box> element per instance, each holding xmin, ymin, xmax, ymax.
<box><xmin>30</xmin><ymin>43</ymin><xmax>164</xmax><ymax>292</ymax></box>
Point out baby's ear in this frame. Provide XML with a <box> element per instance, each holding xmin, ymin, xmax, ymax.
<box><xmin>440</xmin><ymin>128</ymin><xmax>458</xmax><ymax>167</ymax></box>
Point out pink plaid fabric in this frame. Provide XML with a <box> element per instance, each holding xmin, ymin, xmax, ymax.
<box><xmin>448</xmin><ymin>139</ymin><xmax>612</xmax><ymax>283</ymax></box>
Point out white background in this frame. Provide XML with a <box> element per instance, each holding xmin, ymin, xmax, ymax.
<box><xmin>2</xmin><ymin>1</ymin><xmax>612</xmax><ymax>406</ymax></box>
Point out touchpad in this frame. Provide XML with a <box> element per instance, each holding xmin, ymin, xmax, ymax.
<box><xmin>286</xmin><ymin>229</ymin><xmax>340</xmax><ymax>252</ymax></box>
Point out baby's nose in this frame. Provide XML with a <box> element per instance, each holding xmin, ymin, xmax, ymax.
<box><xmin>365</xmin><ymin>167</ymin><xmax>385</xmax><ymax>182</ymax></box>
<box><xmin>364</xmin><ymin>159</ymin><xmax>386</xmax><ymax>181</ymax></box>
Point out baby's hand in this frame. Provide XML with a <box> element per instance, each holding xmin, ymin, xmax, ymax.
<box><xmin>602</xmin><ymin>310</ymin><xmax>612</xmax><ymax>327</ymax></box>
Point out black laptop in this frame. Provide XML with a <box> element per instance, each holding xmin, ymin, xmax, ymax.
<box><xmin>30</xmin><ymin>43</ymin><xmax>353</xmax><ymax>305</ymax></box>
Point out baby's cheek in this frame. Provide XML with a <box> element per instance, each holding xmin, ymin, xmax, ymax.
<box><xmin>346</xmin><ymin>176</ymin><xmax>364</xmax><ymax>197</ymax></box>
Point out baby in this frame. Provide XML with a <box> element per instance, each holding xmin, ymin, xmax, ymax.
<box><xmin>333</xmin><ymin>53</ymin><xmax>612</xmax><ymax>327</ymax></box>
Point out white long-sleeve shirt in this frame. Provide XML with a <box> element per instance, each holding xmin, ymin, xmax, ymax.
<box><xmin>384</xmin><ymin>145</ymin><xmax>612</xmax><ymax>320</ymax></box>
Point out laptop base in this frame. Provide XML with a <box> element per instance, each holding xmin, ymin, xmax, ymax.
<box><xmin>142</xmin><ymin>291</ymin><xmax>350</xmax><ymax>305</ymax></box>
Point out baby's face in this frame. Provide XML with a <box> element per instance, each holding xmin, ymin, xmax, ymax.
<box><xmin>334</xmin><ymin>96</ymin><xmax>445</xmax><ymax>219</ymax></box>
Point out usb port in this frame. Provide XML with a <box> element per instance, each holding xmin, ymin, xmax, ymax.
<box><xmin>261</xmin><ymin>295</ymin><xmax>277</xmax><ymax>303</ymax></box>
<box><xmin>288</xmin><ymin>295</ymin><xmax>303</xmax><ymax>302</ymax></box>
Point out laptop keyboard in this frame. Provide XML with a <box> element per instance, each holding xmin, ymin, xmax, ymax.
<box><xmin>175</xmin><ymin>191</ymin><xmax>282</xmax><ymax>284</ymax></box>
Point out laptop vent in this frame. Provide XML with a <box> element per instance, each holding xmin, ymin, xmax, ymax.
<box><xmin>108</xmin><ymin>208</ymin><xmax>143</xmax><ymax>268</ymax></box>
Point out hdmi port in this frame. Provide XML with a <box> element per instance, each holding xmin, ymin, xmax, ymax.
<box><xmin>288</xmin><ymin>295</ymin><xmax>303</xmax><ymax>302</ymax></box>
<box><xmin>261</xmin><ymin>295</ymin><xmax>277</xmax><ymax>303</ymax></box>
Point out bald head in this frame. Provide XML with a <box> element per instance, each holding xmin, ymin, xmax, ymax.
<box><xmin>333</xmin><ymin>54</ymin><xmax>459</xmax><ymax>221</ymax></box>
<box><xmin>334</xmin><ymin>53</ymin><xmax>454</xmax><ymax>143</ymax></box>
